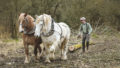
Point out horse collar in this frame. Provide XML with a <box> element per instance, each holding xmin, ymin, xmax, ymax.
<box><xmin>42</xmin><ymin>19</ymin><xmax>54</xmax><ymax>37</ymax></box>
<box><xmin>23</xmin><ymin>17</ymin><xmax>35</xmax><ymax>35</ymax></box>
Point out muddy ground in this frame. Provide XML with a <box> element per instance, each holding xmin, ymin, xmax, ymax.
<box><xmin>0</xmin><ymin>33</ymin><xmax>120</xmax><ymax>68</ymax></box>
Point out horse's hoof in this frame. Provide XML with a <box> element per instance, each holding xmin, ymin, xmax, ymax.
<box><xmin>45</xmin><ymin>60</ymin><xmax>51</xmax><ymax>63</ymax></box>
<box><xmin>61</xmin><ymin>56</ymin><xmax>67</xmax><ymax>60</ymax></box>
<box><xmin>24</xmin><ymin>60</ymin><xmax>29</xmax><ymax>64</ymax></box>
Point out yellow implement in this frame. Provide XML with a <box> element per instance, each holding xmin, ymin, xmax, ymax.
<box><xmin>68</xmin><ymin>42</ymin><xmax>94</xmax><ymax>52</ymax></box>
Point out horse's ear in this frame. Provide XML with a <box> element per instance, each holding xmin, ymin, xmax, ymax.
<box><xmin>35</xmin><ymin>15</ymin><xmax>38</xmax><ymax>18</ymax></box>
<box><xmin>19</xmin><ymin>13</ymin><xmax>22</xmax><ymax>16</ymax></box>
<box><xmin>24</xmin><ymin>13</ymin><xmax>27</xmax><ymax>17</ymax></box>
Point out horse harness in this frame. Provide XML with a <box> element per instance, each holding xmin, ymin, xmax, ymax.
<box><xmin>23</xmin><ymin>17</ymin><xmax>35</xmax><ymax>35</ymax></box>
<box><xmin>42</xmin><ymin>19</ymin><xmax>63</xmax><ymax>39</ymax></box>
<box><xmin>41</xmin><ymin>19</ymin><xmax>54</xmax><ymax>37</ymax></box>
<box><xmin>56</xmin><ymin>23</ymin><xmax>63</xmax><ymax>39</ymax></box>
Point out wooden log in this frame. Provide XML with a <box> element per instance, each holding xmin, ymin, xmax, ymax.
<box><xmin>68</xmin><ymin>42</ymin><xmax>95</xmax><ymax>52</ymax></box>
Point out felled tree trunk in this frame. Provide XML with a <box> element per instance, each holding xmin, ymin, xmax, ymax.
<box><xmin>68</xmin><ymin>42</ymin><xmax>95</xmax><ymax>52</ymax></box>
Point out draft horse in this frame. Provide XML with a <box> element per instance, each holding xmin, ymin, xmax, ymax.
<box><xmin>34</xmin><ymin>14</ymin><xmax>71</xmax><ymax>63</ymax></box>
<box><xmin>18</xmin><ymin>13</ymin><xmax>43</xmax><ymax>63</ymax></box>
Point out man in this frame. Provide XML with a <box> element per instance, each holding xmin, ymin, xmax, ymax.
<box><xmin>78</xmin><ymin>17</ymin><xmax>92</xmax><ymax>53</ymax></box>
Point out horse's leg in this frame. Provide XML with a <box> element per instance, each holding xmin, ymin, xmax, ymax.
<box><xmin>61</xmin><ymin>38</ymin><xmax>68</xmax><ymax>60</ymax></box>
<box><xmin>49</xmin><ymin>42</ymin><xmax>56</xmax><ymax>60</ymax></box>
<box><xmin>44</xmin><ymin>44</ymin><xmax>51</xmax><ymax>63</ymax></box>
<box><xmin>37</xmin><ymin>44</ymin><xmax>43</xmax><ymax>58</ymax></box>
<box><xmin>34</xmin><ymin>44</ymin><xmax>38</xmax><ymax>60</ymax></box>
<box><xmin>24</xmin><ymin>44</ymin><xmax>29</xmax><ymax>63</ymax></box>
<box><xmin>49</xmin><ymin>50</ymin><xmax>55</xmax><ymax>60</ymax></box>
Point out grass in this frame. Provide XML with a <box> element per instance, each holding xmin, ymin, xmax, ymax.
<box><xmin>2</xmin><ymin>39</ymin><xmax>19</xmax><ymax>43</ymax></box>
<box><xmin>92</xmin><ymin>33</ymin><xmax>99</xmax><ymax>38</ymax></box>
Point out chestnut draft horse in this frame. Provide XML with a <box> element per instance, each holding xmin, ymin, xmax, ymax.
<box><xmin>18</xmin><ymin>13</ymin><xmax>43</xmax><ymax>63</ymax></box>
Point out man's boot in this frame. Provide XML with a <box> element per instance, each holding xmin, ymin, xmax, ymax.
<box><xmin>82</xmin><ymin>41</ymin><xmax>85</xmax><ymax>53</ymax></box>
<box><xmin>86</xmin><ymin>41</ymin><xmax>89</xmax><ymax>50</ymax></box>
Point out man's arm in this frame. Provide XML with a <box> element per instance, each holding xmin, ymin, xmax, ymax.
<box><xmin>88</xmin><ymin>23</ymin><xmax>92</xmax><ymax>34</ymax></box>
<box><xmin>78</xmin><ymin>24</ymin><xmax>83</xmax><ymax>38</ymax></box>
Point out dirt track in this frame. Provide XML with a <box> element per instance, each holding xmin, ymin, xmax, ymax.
<box><xmin>0</xmin><ymin>34</ymin><xmax>120</xmax><ymax>68</ymax></box>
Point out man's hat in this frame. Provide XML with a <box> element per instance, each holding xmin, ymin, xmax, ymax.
<box><xmin>80</xmin><ymin>17</ymin><xmax>86</xmax><ymax>21</ymax></box>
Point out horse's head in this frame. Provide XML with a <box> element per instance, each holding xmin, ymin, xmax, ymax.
<box><xmin>34</xmin><ymin>14</ymin><xmax>52</xmax><ymax>37</ymax></box>
<box><xmin>18</xmin><ymin>13</ymin><xmax>34</xmax><ymax>34</ymax></box>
